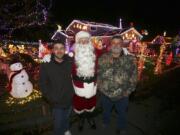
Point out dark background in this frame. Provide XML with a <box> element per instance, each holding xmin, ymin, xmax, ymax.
<box><xmin>51</xmin><ymin>0</ymin><xmax>179</xmax><ymax>38</ymax></box>
<box><xmin>1</xmin><ymin>0</ymin><xmax>179</xmax><ymax>41</ymax></box>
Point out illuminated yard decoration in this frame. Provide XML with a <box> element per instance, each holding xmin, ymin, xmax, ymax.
<box><xmin>154</xmin><ymin>43</ymin><xmax>167</xmax><ymax>74</ymax></box>
<box><xmin>137</xmin><ymin>42</ymin><xmax>147</xmax><ymax>80</ymax></box>
<box><xmin>6</xmin><ymin>89</ymin><xmax>42</xmax><ymax>106</ymax></box>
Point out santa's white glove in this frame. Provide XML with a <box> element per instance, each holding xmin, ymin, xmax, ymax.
<box><xmin>41</xmin><ymin>54</ymin><xmax>51</xmax><ymax>63</ymax></box>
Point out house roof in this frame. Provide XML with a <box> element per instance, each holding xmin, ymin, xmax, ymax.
<box><xmin>51</xmin><ymin>30</ymin><xmax>69</xmax><ymax>39</ymax></box>
<box><xmin>120</xmin><ymin>27</ymin><xmax>143</xmax><ymax>39</ymax></box>
<box><xmin>65</xmin><ymin>20</ymin><xmax>120</xmax><ymax>32</ymax></box>
<box><xmin>58</xmin><ymin>20</ymin><xmax>143</xmax><ymax>40</ymax></box>
<box><xmin>151</xmin><ymin>35</ymin><xmax>173</xmax><ymax>44</ymax></box>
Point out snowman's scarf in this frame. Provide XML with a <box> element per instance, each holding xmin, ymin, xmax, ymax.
<box><xmin>7</xmin><ymin>69</ymin><xmax>24</xmax><ymax>92</ymax></box>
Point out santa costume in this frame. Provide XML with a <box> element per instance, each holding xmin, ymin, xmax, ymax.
<box><xmin>72</xmin><ymin>31</ymin><xmax>98</xmax><ymax>131</ymax></box>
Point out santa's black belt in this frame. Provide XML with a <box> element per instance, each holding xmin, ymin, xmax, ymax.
<box><xmin>72</xmin><ymin>75</ymin><xmax>97</xmax><ymax>83</ymax></box>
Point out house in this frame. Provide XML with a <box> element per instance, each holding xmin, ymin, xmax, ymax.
<box><xmin>151</xmin><ymin>35</ymin><xmax>172</xmax><ymax>45</ymax></box>
<box><xmin>120</xmin><ymin>27</ymin><xmax>143</xmax><ymax>42</ymax></box>
<box><xmin>65</xmin><ymin>19</ymin><xmax>121</xmax><ymax>36</ymax></box>
<box><xmin>65</xmin><ymin>19</ymin><xmax>142</xmax><ymax>40</ymax></box>
<box><xmin>51</xmin><ymin>20</ymin><xmax>143</xmax><ymax>52</ymax></box>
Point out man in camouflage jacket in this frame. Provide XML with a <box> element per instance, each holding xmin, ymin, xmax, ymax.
<box><xmin>97</xmin><ymin>36</ymin><xmax>138</xmax><ymax>134</ymax></box>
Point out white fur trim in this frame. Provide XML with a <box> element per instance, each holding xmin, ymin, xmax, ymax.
<box><xmin>73</xmin><ymin>107</ymin><xmax>95</xmax><ymax>114</ymax></box>
<box><xmin>73</xmin><ymin>82</ymin><xmax>97</xmax><ymax>99</ymax></box>
<box><xmin>75</xmin><ymin>31</ymin><xmax>91</xmax><ymax>42</ymax></box>
<box><xmin>64</xmin><ymin>130</ymin><xmax>72</xmax><ymax>135</ymax></box>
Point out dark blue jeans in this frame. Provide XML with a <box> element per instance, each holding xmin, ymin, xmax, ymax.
<box><xmin>101</xmin><ymin>95</ymin><xmax>129</xmax><ymax>130</ymax></box>
<box><xmin>52</xmin><ymin>107</ymin><xmax>72</xmax><ymax>135</ymax></box>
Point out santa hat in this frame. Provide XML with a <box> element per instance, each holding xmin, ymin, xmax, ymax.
<box><xmin>75</xmin><ymin>31</ymin><xmax>91</xmax><ymax>43</ymax></box>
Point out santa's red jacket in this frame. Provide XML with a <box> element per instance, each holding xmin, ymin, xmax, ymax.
<box><xmin>72</xmin><ymin>48</ymin><xmax>105</xmax><ymax>113</ymax></box>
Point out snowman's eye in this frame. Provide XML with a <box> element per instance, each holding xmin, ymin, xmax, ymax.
<box><xmin>25</xmin><ymin>90</ymin><xmax>28</xmax><ymax>92</ymax></box>
<box><xmin>22</xmin><ymin>82</ymin><xmax>25</xmax><ymax>85</ymax></box>
<box><xmin>21</xmin><ymin>75</ymin><xmax>24</xmax><ymax>78</ymax></box>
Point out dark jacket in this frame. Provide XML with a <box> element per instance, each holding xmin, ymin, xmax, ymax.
<box><xmin>39</xmin><ymin>55</ymin><xmax>74</xmax><ymax>108</ymax></box>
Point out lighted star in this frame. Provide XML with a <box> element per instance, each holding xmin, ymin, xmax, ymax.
<box><xmin>57</xmin><ymin>25</ymin><xmax>62</xmax><ymax>32</ymax></box>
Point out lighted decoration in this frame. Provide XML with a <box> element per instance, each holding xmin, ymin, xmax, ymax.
<box><xmin>3</xmin><ymin>40</ymin><xmax>40</xmax><ymax>45</ymax></box>
<box><xmin>152</xmin><ymin>36</ymin><xmax>165</xmax><ymax>45</ymax></box>
<box><xmin>65</xmin><ymin>19</ymin><xmax>119</xmax><ymax>35</ymax></box>
<box><xmin>9</xmin><ymin>45</ymin><xmax>18</xmax><ymax>54</ymax></box>
<box><xmin>141</xmin><ymin>29</ymin><xmax>148</xmax><ymax>36</ymax></box>
<box><xmin>6</xmin><ymin>89</ymin><xmax>41</xmax><ymax>106</ymax></box>
<box><xmin>38</xmin><ymin>40</ymin><xmax>51</xmax><ymax>59</ymax></box>
<box><xmin>120</xmin><ymin>27</ymin><xmax>143</xmax><ymax>41</ymax></box>
<box><xmin>166</xmin><ymin>52</ymin><xmax>173</xmax><ymax>66</ymax></box>
<box><xmin>51</xmin><ymin>24</ymin><xmax>69</xmax><ymax>42</ymax></box>
<box><xmin>0</xmin><ymin>46</ymin><xmax>7</xmax><ymax>57</ymax></box>
<box><xmin>41</xmin><ymin>54</ymin><xmax>51</xmax><ymax>63</ymax></box>
<box><xmin>163</xmin><ymin>31</ymin><xmax>167</xmax><ymax>37</ymax></box>
<box><xmin>154</xmin><ymin>43</ymin><xmax>167</xmax><ymax>74</ymax></box>
<box><xmin>50</xmin><ymin>24</ymin><xmax>74</xmax><ymax>56</ymax></box>
<box><xmin>68</xmin><ymin>52</ymin><xmax>74</xmax><ymax>57</ymax></box>
<box><xmin>8</xmin><ymin>62</ymin><xmax>33</xmax><ymax>98</ymax></box>
<box><xmin>74</xmin><ymin>23</ymin><xmax>86</xmax><ymax>30</ymax></box>
<box><xmin>51</xmin><ymin>24</ymin><xmax>69</xmax><ymax>40</ymax></box>
<box><xmin>123</xmin><ymin>31</ymin><xmax>137</xmax><ymax>40</ymax></box>
<box><xmin>0</xmin><ymin>0</ymin><xmax>52</xmax><ymax>38</ymax></box>
<box><xmin>57</xmin><ymin>25</ymin><xmax>62</xmax><ymax>32</ymax></box>
<box><xmin>92</xmin><ymin>37</ymin><xmax>103</xmax><ymax>50</ymax></box>
<box><xmin>8</xmin><ymin>44</ymin><xmax>14</xmax><ymax>49</ymax></box>
<box><xmin>176</xmin><ymin>48</ymin><xmax>180</xmax><ymax>55</ymax></box>
<box><xmin>1</xmin><ymin>41</ymin><xmax>42</xmax><ymax>59</ymax></box>
<box><xmin>137</xmin><ymin>42</ymin><xmax>147</xmax><ymax>80</ymax></box>
<box><xmin>82</xmin><ymin>25</ymin><xmax>88</xmax><ymax>30</ymax></box>
<box><xmin>17</xmin><ymin>45</ymin><xmax>25</xmax><ymax>53</ymax></box>
<box><xmin>129</xmin><ymin>40</ymin><xmax>139</xmax><ymax>53</ymax></box>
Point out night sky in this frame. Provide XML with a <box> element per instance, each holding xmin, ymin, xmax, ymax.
<box><xmin>51</xmin><ymin>0</ymin><xmax>179</xmax><ymax>38</ymax></box>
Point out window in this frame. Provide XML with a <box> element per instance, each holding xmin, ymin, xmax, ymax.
<box><xmin>90</xmin><ymin>26</ymin><xmax>97</xmax><ymax>31</ymax></box>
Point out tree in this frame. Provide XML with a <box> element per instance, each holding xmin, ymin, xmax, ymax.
<box><xmin>0</xmin><ymin>0</ymin><xmax>52</xmax><ymax>39</ymax></box>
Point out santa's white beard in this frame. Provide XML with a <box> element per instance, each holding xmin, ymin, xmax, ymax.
<box><xmin>74</xmin><ymin>43</ymin><xmax>96</xmax><ymax>78</ymax></box>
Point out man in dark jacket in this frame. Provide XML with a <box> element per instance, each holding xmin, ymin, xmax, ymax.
<box><xmin>39</xmin><ymin>40</ymin><xmax>74</xmax><ymax>135</ymax></box>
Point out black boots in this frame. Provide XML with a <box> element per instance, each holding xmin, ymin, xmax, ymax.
<box><xmin>86</xmin><ymin>112</ymin><xmax>96</xmax><ymax>130</ymax></box>
<box><xmin>78</xmin><ymin>112</ymin><xmax>96</xmax><ymax>131</ymax></box>
<box><xmin>87</xmin><ymin>118</ymin><xmax>96</xmax><ymax>129</ymax></box>
<box><xmin>78</xmin><ymin>113</ymin><xmax>85</xmax><ymax>131</ymax></box>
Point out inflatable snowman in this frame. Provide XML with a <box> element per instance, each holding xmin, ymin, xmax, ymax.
<box><xmin>8</xmin><ymin>62</ymin><xmax>33</xmax><ymax>98</ymax></box>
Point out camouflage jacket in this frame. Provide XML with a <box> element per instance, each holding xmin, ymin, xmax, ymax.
<box><xmin>97</xmin><ymin>52</ymin><xmax>138</xmax><ymax>100</ymax></box>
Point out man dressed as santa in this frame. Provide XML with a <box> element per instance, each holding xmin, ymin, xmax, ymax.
<box><xmin>72</xmin><ymin>31</ymin><xmax>97</xmax><ymax>131</ymax></box>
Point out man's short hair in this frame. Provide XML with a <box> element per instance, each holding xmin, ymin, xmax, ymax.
<box><xmin>52</xmin><ymin>40</ymin><xmax>65</xmax><ymax>46</ymax></box>
<box><xmin>111</xmin><ymin>35</ymin><xmax>123</xmax><ymax>41</ymax></box>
